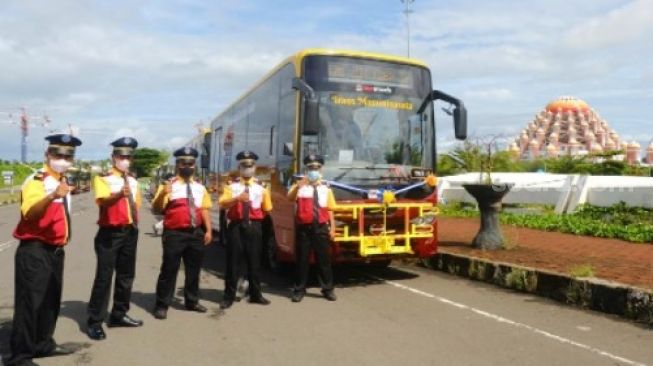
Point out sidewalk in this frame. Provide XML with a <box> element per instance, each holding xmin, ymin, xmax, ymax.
<box><xmin>434</xmin><ymin>217</ymin><xmax>653</xmax><ymax>324</ymax></box>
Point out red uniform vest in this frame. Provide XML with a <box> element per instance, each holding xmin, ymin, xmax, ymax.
<box><xmin>14</xmin><ymin>171</ymin><xmax>69</xmax><ymax>246</ymax></box>
<box><xmin>226</xmin><ymin>180</ymin><xmax>266</xmax><ymax>221</ymax></box>
<box><xmin>97</xmin><ymin>172</ymin><xmax>139</xmax><ymax>227</ymax></box>
<box><xmin>295</xmin><ymin>184</ymin><xmax>331</xmax><ymax>225</ymax></box>
<box><xmin>163</xmin><ymin>178</ymin><xmax>207</xmax><ymax>230</ymax></box>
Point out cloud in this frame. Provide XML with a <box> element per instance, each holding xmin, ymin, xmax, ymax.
<box><xmin>0</xmin><ymin>0</ymin><xmax>650</xmax><ymax>160</ymax></box>
<box><xmin>564</xmin><ymin>0</ymin><xmax>653</xmax><ymax>50</ymax></box>
<box><xmin>464</xmin><ymin>88</ymin><xmax>515</xmax><ymax>101</ymax></box>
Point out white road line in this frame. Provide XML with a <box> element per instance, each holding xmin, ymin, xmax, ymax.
<box><xmin>0</xmin><ymin>239</ymin><xmax>17</xmax><ymax>252</ymax></box>
<box><xmin>368</xmin><ymin>274</ymin><xmax>648</xmax><ymax>366</ymax></box>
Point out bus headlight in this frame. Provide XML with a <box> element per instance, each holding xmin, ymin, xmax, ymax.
<box><xmin>410</xmin><ymin>214</ymin><xmax>437</xmax><ymax>226</ymax></box>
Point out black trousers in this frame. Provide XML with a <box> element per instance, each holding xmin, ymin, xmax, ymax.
<box><xmin>224</xmin><ymin>221</ymin><xmax>263</xmax><ymax>301</ymax></box>
<box><xmin>294</xmin><ymin>224</ymin><xmax>334</xmax><ymax>293</ymax></box>
<box><xmin>8</xmin><ymin>241</ymin><xmax>65</xmax><ymax>365</ymax></box>
<box><xmin>155</xmin><ymin>228</ymin><xmax>205</xmax><ymax>309</ymax></box>
<box><xmin>87</xmin><ymin>226</ymin><xmax>138</xmax><ymax>326</ymax></box>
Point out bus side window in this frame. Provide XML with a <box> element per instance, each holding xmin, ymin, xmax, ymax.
<box><xmin>277</xmin><ymin>63</ymin><xmax>296</xmax><ymax>186</ymax></box>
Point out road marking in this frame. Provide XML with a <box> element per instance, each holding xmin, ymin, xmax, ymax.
<box><xmin>0</xmin><ymin>239</ymin><xmax>17</xmax><ymax>252</ymax></box>
<box><xmin>368</xmin><ymin>273</ymin><xmax>648</xmax><ymax>366</ymax></box>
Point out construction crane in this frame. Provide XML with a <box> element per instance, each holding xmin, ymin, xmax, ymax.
<box><xmin>0</xmin><ymin>107</ymin><xmax>51</xmax><ymax>162</ymax></box>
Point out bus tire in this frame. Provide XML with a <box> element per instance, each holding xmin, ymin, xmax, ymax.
<box><xmin>368</xmin><ymin>259</ymin><xmax>392</xmax><ymax>269</ymax></box>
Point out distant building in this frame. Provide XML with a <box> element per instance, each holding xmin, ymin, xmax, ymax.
<box><xmin>510</xmin><ymin>96</ymin><xmax>647</xmax><ymax>165</ymax></box>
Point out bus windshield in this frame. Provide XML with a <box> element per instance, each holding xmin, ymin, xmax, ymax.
<box><xmin>304</xmin><ymin>56</ymin><xmax>433</xmax><ymax>185</ymax></box>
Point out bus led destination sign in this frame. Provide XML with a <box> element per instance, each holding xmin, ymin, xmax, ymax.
<box><xmin>327</xmin><ymin>60</ymin><xmax>413</xmax><ymax>88</ymax></box>
<box><xmin>330</xmin><ymin>94</ymin><xmax>413</xmax><ymax>111</ymax></box>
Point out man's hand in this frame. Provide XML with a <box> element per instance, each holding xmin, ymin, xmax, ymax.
<box><xmin>53</xmin><ymin>181</ymin><xmax>71</xmax><ymax>199</ymax></box>
<box><xmin>297</xmin><ymin>177</ymin><xmax>309</xmax><ymax>188</ymax></box>
<box><xmin>164</xmin><ymin>182</ymin><xmax>172</xmax><ymax>194</ymax></box>
<box><xmin>237</xmin><ymin>191</ymin><xmax>250</xmax><ymax>202</ymax></box>
<box><xmin>203</xmin><ymin>231</ymin><xmax>213</xmax><ymax>246</ymax></box>
<box><xmin>121</xmin><ymin>183</ymin><xmax>131</xmax><ymax>197</ymax></box>
<box><xmin>329</xmin><ymin>227</ymin><xmax>336</xmax><ymax>240</ymax></box>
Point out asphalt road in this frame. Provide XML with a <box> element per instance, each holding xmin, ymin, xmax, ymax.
<box><xmin>0</xmin><ymin>194</ymin><xmax>652</xmax><ymax>366</ymax></box>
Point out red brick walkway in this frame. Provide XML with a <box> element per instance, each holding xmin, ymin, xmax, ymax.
<box><xmin>437</xmin><ymin>217</ymin><xmax>653</xmax><ymax>290</ymax></box>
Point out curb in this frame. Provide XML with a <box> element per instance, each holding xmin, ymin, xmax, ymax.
<box><xmin>426</xmin><ymin>252</ymin><xmax>653</xmax><ymax>325</ymax></box>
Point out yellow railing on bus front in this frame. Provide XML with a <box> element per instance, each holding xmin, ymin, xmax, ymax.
<box><xmin>332</xmin><ymin>202</ymin><xmax>438</xmax><ymax>257</ymax></box>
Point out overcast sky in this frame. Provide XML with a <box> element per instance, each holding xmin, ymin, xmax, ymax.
<box><xmin>0</xmin><ymin>0</ymin><xmax>652</xmax><ymax>161</ymax></box>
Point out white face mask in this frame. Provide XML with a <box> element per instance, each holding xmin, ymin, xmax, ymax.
<box><xmin>115</xmin><ymin>158</ymin><xmax>131</xmax><ymax>172</ymax></box>
<box><xmin>50</xmin><ymin>159</ymin><xmax>72</xmax><ymax>173</ymax></box>
<box><xmin>240</xmin><ymin>166</ymin><xmax>255</xmax><ymax>178</ymax></box>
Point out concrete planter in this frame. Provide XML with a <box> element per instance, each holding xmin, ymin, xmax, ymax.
<box><xmin>462</xmin><ymin>183</ymin><xmax>513</xmax><ymax>250</ymax></box>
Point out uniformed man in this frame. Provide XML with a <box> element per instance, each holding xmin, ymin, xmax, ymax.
<box><xmin>219</xmin><ymin>151</ymin><xmax>272</xmax><ymax>309</ymax></box>
<box><xmin>86</xmin><ymin>137</ymin><xmax>143</xmax><ymax>341</ymax></box>
<box><xmin>8</xmin><ymin>134</ymin><xmax>81</xmax><ymax>366</ymax></box>
<box><xmin>288</xmin><ymin>154</ymin><xmax>337</xmax><ymax>302</ymax></box>
<box><xmin>151</xmin><ymin>147</ymin><xmax>213</xmax><ymax>320</ymax></box>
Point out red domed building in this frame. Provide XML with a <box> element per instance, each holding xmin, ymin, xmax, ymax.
<box><xmin>511</xmin><ymin>96</ymin><xmax>643</xmax><ymax>164</ymax></box>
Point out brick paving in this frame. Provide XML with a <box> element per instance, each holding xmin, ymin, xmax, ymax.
<box><xmin>437</xmin><ymin>217</ymin><xmax>653</xmax><ymax>290</ymax></box>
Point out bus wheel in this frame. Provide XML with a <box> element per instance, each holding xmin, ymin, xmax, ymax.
<box><xmin>368</xmin><ymin>259</ymin><xmax>392</xmax><ymax>269</ymax></box>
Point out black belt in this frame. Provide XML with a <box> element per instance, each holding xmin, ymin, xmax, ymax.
<box><xmin>99</xmin><ymin>225</ymin><xmax>137</xmax><ymax>232</ymax></box>
<box><xmin>166</xmin><ymin>227</ymin><xmax>203</xmax><ymax>233</ymax></box>
<box><xmin>20</xmin><ymin>240</ymin><xmax>65</xmax><ymax>254</ymax></box>
<box><xmin>298</xmin><ymin>222</ymin><xmax>328</xmax><ymax>227</ymax></box>
<box><xmin>230</xmin><ymin>219</ymin><xmax>262</xmax><ymax>224</ymax></box>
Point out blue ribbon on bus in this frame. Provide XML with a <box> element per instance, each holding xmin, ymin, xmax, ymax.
<box><xmin>325</xmin><ymin>180</ymin><xmax>429</xmax><ymax>202</ymax></box>
<box><xmin>293</xmin><ymin>175</ymin><xmax>431</xmax><ymax>202</ymax></box>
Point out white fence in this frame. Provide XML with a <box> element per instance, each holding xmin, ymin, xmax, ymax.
<box><xmin>437</xmin><ymin>172</ymin><xmax>653</xmax><ymax>213</ymax></box>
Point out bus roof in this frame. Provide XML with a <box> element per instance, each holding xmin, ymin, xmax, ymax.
<box><xmin>210</xmin><ymin>48</ymin><xmax>429</xmax><ymax>124</ymax></box>
<box><xmin>290</xmin><ymin>48</ymin><xmax>428</xmax><ymax>69</ymax></box>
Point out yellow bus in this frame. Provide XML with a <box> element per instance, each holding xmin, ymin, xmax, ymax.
<box><xmin>207</xmin><ymin>48</ymin><xmax>466</xmax><ymax>269</ymax></box>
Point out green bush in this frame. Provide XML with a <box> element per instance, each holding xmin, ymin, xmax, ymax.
<box><xmin>439</xmin><ymin>202</ymin><xmax>653</xmax><ymax>244</ymax></box>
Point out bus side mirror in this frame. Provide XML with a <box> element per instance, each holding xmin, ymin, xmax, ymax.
<box><xmin>292</xmin><ymin>77</ymin><xmax>320</xmax><ymax>136</ymax></box>
<box><xmin>200</xmin><ymin>154</ymin><xmax>209</xmax><ymax>169</ymax></box>
<box><xmin>420</xmin><ymin>90</ymin><xmax>468</xmax><ymax>141</ymax></box>
<box><xmin>453</xmin><ymin>105</ymin><xmax>467</xmax><ymax>140</ymax></box>
<box><xmin>303</xmin><ymin>98</ymin><xmax>319</xmax><ymax>135</ymax></box>
<box><xmin>203</xmin><ymin>133</ymin><xmax>211</xmax><ymax>155</ymax></box>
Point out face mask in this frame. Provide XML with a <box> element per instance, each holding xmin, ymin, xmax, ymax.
<box><xmin>240</xmin><ymin>166</ymin><xmax>255</xmax><ymax>178</ymax></box>
<box><xmin>307</xmin><ymin>170</ymin><xmax>321</xmax><ymax>182</ymax></box>
<box><xmin>179</xmin><ymin>167</ymin><xmax>195</xmax><ymax>178</ymax></box>
<box><xmin>115</xmin><ymin>159</ymin><xmax>130</xmax><ymax>172</ymax></box>
<box><xmin>50</xmin><ymin>159</ymin><xmax>72</xmax><ymax>174</ymax></box>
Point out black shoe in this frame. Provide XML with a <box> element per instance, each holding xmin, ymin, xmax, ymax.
<box><xmin>248</xmin><ymin>296</ymin><xmax>271</xmax><ymax>305</ymax></box>
<box><xmin>107</xmin><ymin>314</ymin><xmax>143</xmax><ymax>327</ymax></box>
<box><xmin>219</xmin><ymin>299</ymin><xmax>233</xmax><ymax>309</ymax></box>
<box><xmin>322</xmin><ymin>290</ymin><xmax>337</xmax><ymax>301</ymax></box>
<box><xmin>86</xmin><ymin>324</ymin><xmax>107</xmax><ymax>341</ymax></box>
<box><xmin>153</xmin><ymin>307</ymin><xmax>167</xmax><ymax>320</ymax></box>
<box><xmin>185</xmin><ymin>303</ymin><xmax>207</xmax><ymax>313</ymax></box>
<box><xmin>291</xmin><ymin>291</ymin><xmax>305</xmax><ymax>303</ymax></box>
<box><xmin>11</xmin><ymin>359</ymin><xmax>40</xmax><ymax>366</ymax></box>
<box><xmin>43</xmin><ymin>344</ymin><xmax>76</xmax><ymax>357</ymax></box>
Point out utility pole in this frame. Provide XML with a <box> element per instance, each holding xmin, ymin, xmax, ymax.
<box><xmin>1</xmin><ymin>108</ymin><xmax>51</xmax><ymax>163</ymax></box>
<box><xmin>20</xmin><ymin>108</ymin><xmax>28</xmax><ymax>163</ymax></box>
<box><xmin>401</xmin><ymin>0</ymin><xmax>414</xmax><ymax>58</ymax></box>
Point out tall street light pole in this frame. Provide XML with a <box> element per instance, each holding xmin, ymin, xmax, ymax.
<box><xmin>401</xmin><ymin>0</ymin><xmax>414</xmax><ymax>58</ymax></box>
